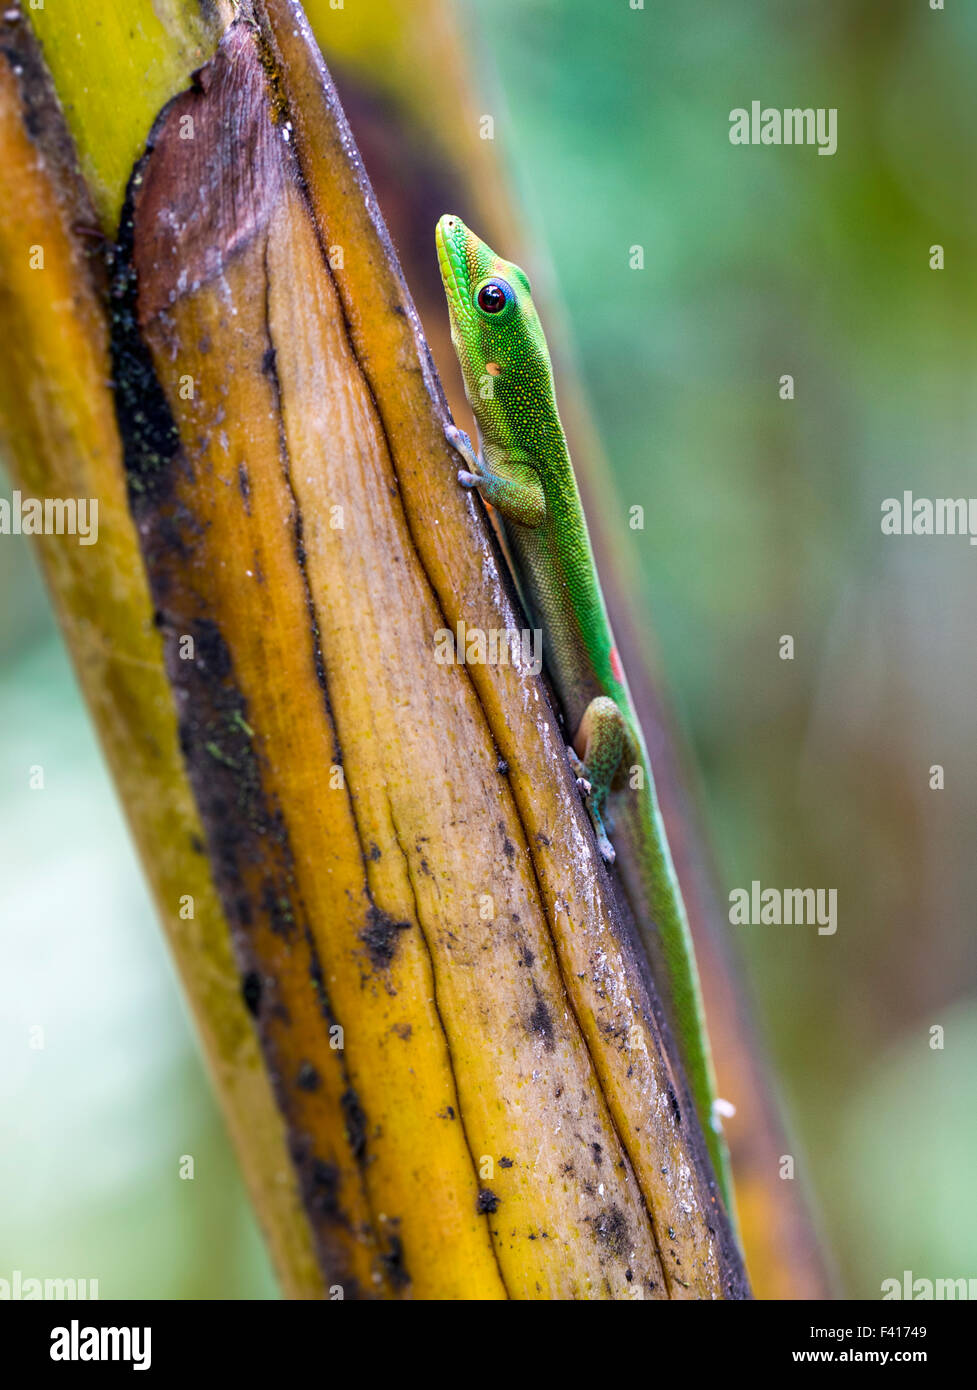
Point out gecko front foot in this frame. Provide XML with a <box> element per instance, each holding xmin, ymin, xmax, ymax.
<box><xmin>444</xmin><ymin>421</ymin><xmax>547</xmax><ymax>528</ymax></box>
<box><xmin>445</xmin><ymin>423</ymin><xmax>492</xmax><ymax>493</ymax></box>
<box><xmin>444</xmin><ymin>423</ymin><xmax>480</xmax><ymax>471</ymax></box>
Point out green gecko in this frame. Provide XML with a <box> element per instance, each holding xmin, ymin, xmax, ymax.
<box><xmin>436</xmin><ymin>213</ymin><xmax>736</xmax><ymax>1215</ymax></box>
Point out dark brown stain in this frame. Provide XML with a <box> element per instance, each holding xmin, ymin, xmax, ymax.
<box><xmin>360</xmin><ymin>906</ymin><xmax>411</xmax><ymax>970</ymax></box>
<box><xmin>528</xmin><ymin>995</ymin><xmax>555</xmax><ymax>1052</ymax></box>
<box><xmin>241</xmin><ymin>970</ymin><xmax>262</xmax><ymax>1018</ymax></box>
<box><xmin>589</xmin><ymin>1206</ymin><xmax>629</xmax><ymax>1261</ymax></box>
<box><xmin>379</xmin><ymin>1233</ymin><xmax>410</xmax><ymax>1290</ymax></box>
<box><xmin>341</xmin><ymin>1088</ymin><xmax>368</xmax><ymax>1164</ymax></box>
<box><xmin>288</xmin><ymin>1133</ymin><xmax>345</xmax><ymax>1232</ymax></box>
<box><xmin>297</xmin><ymin>1061</ymin><xmax>321</xmax><ymax>1092</ymax></box>
<box><xmin>497</xmin><ymin>820</ymin><xmax>516</xmax><ymax>862</ymax></box>
<box><xmin>238</xmin><ymin>462</ymin><xmax>251</xmax><ymax>512</ymax></box>
<box><xmin>667</xmin><ymin>1083</ymin><xmax>682</xmax><ymax>1127</ymax></box>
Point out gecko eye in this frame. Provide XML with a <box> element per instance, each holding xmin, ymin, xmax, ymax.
<box><xmin>475</xmin><ymin>279</ymin><xmax>512</xmax><ymax>315</ymax></box>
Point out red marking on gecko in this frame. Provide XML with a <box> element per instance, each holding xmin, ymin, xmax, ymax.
<box><xmin>610</xmin><ymin>646</ymin><xmax>624</xmax><ymax>683</ymax></box>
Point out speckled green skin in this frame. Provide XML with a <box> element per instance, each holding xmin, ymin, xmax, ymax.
<box><xmin>436</xmin><ymin>215</ymin><xmax>735</xmax><ymax>1212</ymax></box>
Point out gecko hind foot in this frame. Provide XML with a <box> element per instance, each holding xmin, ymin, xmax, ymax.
<box><xmin>567</xmin><ymin>745</ymin><xmax>615</xmax><ymax>864</ymax></box>
<box><xmin>589</xmin><ymin>804</ymin><xmax>616</xmax><ymax>865</ymax></box>
<box><xmin>567</xmin><ymin>753</ymin><xmax>594</xmax><ymax>796</ymax></box>
<box><xmin>567</xmin><ymin>745</ymin><xmax>588</xmax><ymax>781</ymax></box>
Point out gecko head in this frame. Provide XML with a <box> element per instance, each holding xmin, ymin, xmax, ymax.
<box><xmin>436</xmin><ymin>214</ymin><xmax>554</xmax><ymax>431</ymax></box>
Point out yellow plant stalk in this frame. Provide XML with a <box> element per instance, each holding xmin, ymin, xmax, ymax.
<box><xmin>0</xmin><ymin>12</ymin><xmax>329</xmax><ymax>1298</ymax></box>
<box><xmin>1</xmin><ymin>0</ymin><xmax>751</xmax><ymax>1296</ymax></box>
<box><xmin>117</xmin><ymin>12</ymin><xmax>746</xmax><ymax>1296</ymax></box>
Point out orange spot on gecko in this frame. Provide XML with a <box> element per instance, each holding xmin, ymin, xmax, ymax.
<box><xmin>486</xmin><ymin>362</ymin><xmax>501</xmax><ymax>376</ymax></box>
<box><xmin>610</xmin><ymin>646</ymin><xmax>625</xmax><ymax>683</ymax></box>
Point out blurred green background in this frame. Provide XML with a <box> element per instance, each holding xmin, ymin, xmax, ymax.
<box><xmin>2</xmin><ymin>0</ymin><xmax>975</xmax><ymax>1298</ymax></box>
